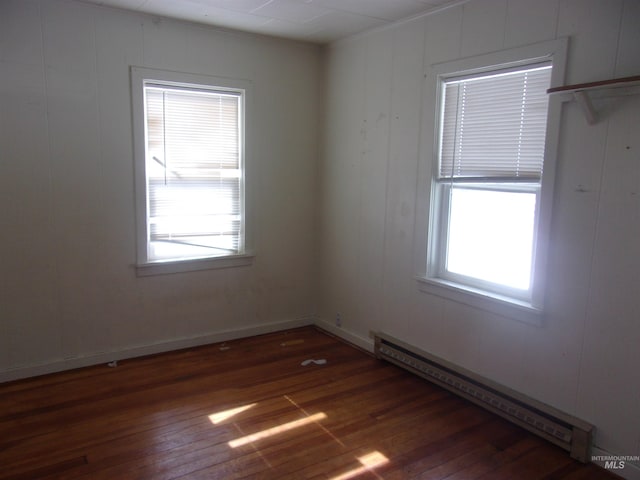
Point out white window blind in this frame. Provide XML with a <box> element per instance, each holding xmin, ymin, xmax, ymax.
<box><xmin>439</xmin><ymin>64</ymin><xmax>552</xmax><ymax>180</ymax></box>
<box><xmin>144</xmin><ymin>85</ymin><xmax>243</xmax><ymax>261</ymax></box>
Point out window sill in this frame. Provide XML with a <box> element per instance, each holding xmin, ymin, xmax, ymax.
<box><xmin>415</xmin><ymin>276</ymin><xmax>543</xmax><ymax>326</ymax></box>
<box><xmin>136</xmin><ymin>253</ymin><xmax>254</xmax><ymax>277</ymax></box>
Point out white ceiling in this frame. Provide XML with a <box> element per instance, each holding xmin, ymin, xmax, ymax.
<box><xmin>79</xmin><ymin>0</ymin><xmax>464</xmax><ymax>44</ymax></box>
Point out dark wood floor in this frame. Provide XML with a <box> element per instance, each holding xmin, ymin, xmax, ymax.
<box><xmin>0</xmin><ymin>327</ymin><xmax>617</xmax><ymax>479</ymax></box>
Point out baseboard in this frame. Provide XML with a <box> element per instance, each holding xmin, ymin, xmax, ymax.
<box><xmin>591</xmin><ymin>446</ymin><xmax>640</xmax><ymax>480</ymax></box>
<box><xmin>0</xmin><ymin>317</ymin><xmax>314</xmax><ymax>383</ymax></box>
<box><xmin>313</xmin><ymin>319</ymin><xmax>374</xmax><ymax>353</ymax></box>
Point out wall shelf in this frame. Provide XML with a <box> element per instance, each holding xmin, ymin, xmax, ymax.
<box><xmin>547</xmin><ymin>75</ymin><xmax>640</xmax><ymax>125</ymax></box>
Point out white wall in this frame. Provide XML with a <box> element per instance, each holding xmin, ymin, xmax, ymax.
<box><xmin>0</xmin><ymin>0</ymin><xmax>320</xmax><ymax>380</ymax></box>
<box><xmin>319</xmin><ymin>0</ymin><xmax>640</xmax><ymax>473</ymax></box>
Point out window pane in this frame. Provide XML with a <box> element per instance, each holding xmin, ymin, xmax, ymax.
<box><xmin>144</xmin><ymin>85</ymin><xmax>242</xmax><ymax>262</ymax></box>
<box><xmin>446</xmin><ymin>187</ymin><xmax>536</xmax><ymax>290</ymax></box>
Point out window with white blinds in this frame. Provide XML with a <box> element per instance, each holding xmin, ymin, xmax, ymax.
<box><xmin>439</xmin><ymin>64</ymin><xmax>552</xmax><ymax>181</ymax></box>
<box><xmin>430</xmin><ymin>61</ymin><xmax>553</xmax><ymax>300</ymax></box>
<box><xmin>143</xmin><ymin>83</ymin><xmax>244</xmax><ymax>262</ymax></box>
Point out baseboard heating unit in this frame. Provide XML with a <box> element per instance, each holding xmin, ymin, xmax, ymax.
<box><xmin>373</xmin><ymin>331</ymin><xmax>593</xmax><ymax>462</ymax></box>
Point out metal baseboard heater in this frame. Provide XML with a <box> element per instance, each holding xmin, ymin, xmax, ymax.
<box><xmin>373</xmin><ymin>331</ymin><xmax>593</xmax><ymax>463</ymax></box>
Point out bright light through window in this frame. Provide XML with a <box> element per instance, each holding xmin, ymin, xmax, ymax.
<box><xmin>446</xmin><ymin>187</ymin><xmax>536</xmax><ymax>290</ymax></box>
<box><xmin>144</xmin><ymin>83</ymin><xmax>244</xmax><ymax>262</ymax></box>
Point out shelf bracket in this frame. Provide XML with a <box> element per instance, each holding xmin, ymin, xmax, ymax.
<box><xmin>547</xmin><ymin>74</ymin><xmax>640</xmax><ymax>126</ymax></box>
<box><xmin>573</xmin><ymin>91</ymin><xmax>597</xmax><ymax>125</ymax></box>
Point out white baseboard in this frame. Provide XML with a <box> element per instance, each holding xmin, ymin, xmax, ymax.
<box><xmin>591</xmin><ymin>446</ymin><xmax>640</xmax><ymax>480</ymax></box>
<box><xmin>0</xmin><ymin>317</ymin><xmax>314</xmax><ymax>383</ymax></box>
<box><xmin>313</xmin><ymin>319</ymin><xmax>374</xmax><ymax>353</ymax></box>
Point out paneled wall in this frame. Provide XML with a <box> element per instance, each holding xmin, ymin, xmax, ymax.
<box><xmin>319</xmin><ymin>0</ymin><xmax>640</xmax><ymax>471</ymax></box>
<box><xmin>0</xmin><ymin>0</ymin><xmax>320</xmax><ymax>380</ymax></box>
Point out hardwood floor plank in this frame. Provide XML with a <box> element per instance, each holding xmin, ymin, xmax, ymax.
<box><xmin>0</xmin><ymin>327</ymin><xmax>619</xmax><ymax>480</ymax></box>
<box><xmin>443</xmin><ymin>436</ymin><xmax>544</xmax><ymax>480</ymax></box>
<box><xmin>474</xmin><ymin>444</ymin><xmax>575</xmax><ymax>480</ymax></box>
<box><xmin>3</xmin><ymin>456</ymin><xmax>87</xmax><ymax>480</ymax></box>
<box><xmin>378</xmin><ymin>421</ymin><xmax>523</xmax><ymax>479</ymax></box>
<box><xmin>64</xmin><ymin>376</ymin><xmax>440</xmax><ymax>479</ymax></box>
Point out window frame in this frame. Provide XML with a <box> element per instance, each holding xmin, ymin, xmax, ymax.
<box><xmin>415</xmin><ymin>39</ymin><xmax>568</xmax><ymax>324</ymax></box>
<box><xmin>131</xmin><ymin>67</ymin><xmax>254</xmax><ymax>276</ymax></box>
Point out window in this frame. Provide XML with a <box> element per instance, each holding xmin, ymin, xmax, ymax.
<box><xmin>436</xmin><ymin>63</ymin><xmax>551</xmax><ymax>295</ymax></box>
<box><xmin>418</xmin><ymin>40</ymin><xmax>567</xmax><ymax>322</ymax></box>
<box><xmin>131</xmin><ymin>68</ymin><xmax>253</xmax><ymax>275</ymax></box>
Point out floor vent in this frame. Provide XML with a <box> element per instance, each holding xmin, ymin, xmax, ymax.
<box><xmin>373</xmin><ymin>331</ymin><xmax>592</xmax><ymax>462</ymax></box>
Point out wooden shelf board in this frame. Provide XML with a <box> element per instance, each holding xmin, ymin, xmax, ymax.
<box><xmin>547</xmin><ymin>75</ymin><xmax>640</xmax><ymax>94</ymax></box>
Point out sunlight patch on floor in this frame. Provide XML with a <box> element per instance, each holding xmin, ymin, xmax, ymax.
<box><xmin>284</xmin><ymin>394</ymin><xmax>346</xmax><ymax>447</ymax></box>
<box><xmin>330</xmin><ymin>451</ymin><xmax>389</xmax><ymax>480</ymax></box>
<box><xmin>208</xmin><ymin>403</ymin><xmax>257</xmax><ymax>424</ymax></box>
<box><xmin>228</xmin><ymin>412</ymin><xmax>327</xmax><ymax>448</ymax></box>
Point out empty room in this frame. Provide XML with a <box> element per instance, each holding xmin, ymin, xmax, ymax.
<box><xmin>1</xmin><ymin>0</ymin><xmax>638</xmax><ymax>478</ymax></box>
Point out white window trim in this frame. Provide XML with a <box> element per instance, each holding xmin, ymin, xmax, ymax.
<box><xmin>131</xmin><ymin>67</ymin><xmax>254</xmax><ymax>276</ymax></box>
<box><xmin>136</xmin><ymin>254</ymin><xmax>254</xmax><ymax>277</ymax></box>
<box><xmin>415</xmin><ymin>39</ymin><xmax>568</xmax><ymax>325</ymax></box>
